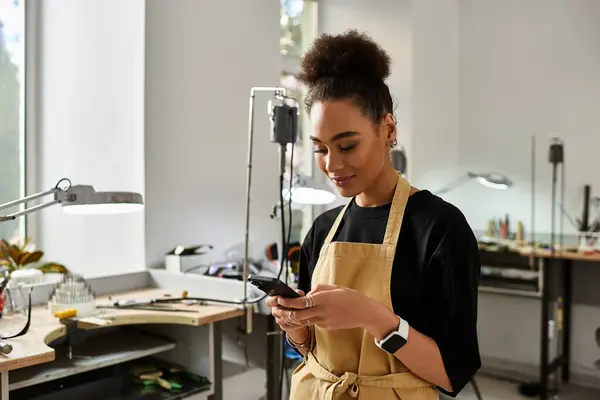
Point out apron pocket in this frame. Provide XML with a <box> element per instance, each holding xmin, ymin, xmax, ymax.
<box><xmin>393</xmin><ymin>386</ymin><xmax>439</xmax><ymax>400</ymax></box>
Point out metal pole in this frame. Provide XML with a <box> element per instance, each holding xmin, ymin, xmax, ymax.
<box><xmin>242</xmin><ymin>87</ymin><xmax>287</xmax><ymax>334</ymax></box>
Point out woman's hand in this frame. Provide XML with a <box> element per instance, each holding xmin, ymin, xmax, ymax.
<box><xmin>278</xmin><ymin>284</ymin><xmax>375</xmax><ymax>331</ymax></box>
<box><xmin>266</xmin><ymin>289</ymin><xmax>309</xmax><ymax>334</ymax></box>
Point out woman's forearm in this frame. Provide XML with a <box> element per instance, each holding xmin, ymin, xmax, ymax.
<box><xmin>362</xmin><ymin>300</ymin><xmax>453</xmax><ymax>393</ymax></box>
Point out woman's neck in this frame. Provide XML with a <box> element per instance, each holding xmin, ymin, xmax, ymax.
<box><xmin>355</xmin><ymin>165</ymin><xmax>400</xmax><ymax>207</ymax></box>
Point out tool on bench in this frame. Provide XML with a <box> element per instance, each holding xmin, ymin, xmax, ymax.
<box><xmin>97</xmin><ymin>304</ymin><xmax>198</xmax><ymax>313</ymax></box>
<box><xmin>48</xmin><ymin>274</ymin><xmax>96</xmax><ymax>317</ymax></box>
<box><xmin>110</xmin><ymin>290</ymin><xmax>245</xmax><ymax>308</ymax></box>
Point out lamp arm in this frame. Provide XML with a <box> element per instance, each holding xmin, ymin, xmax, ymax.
<box><xmin>0</xmin><ymin>187</ymin><xmax>59</xmax><ymax>213</ymax></box>
<box><xmin>434</xmin><ymin>173</ymin><xmax>472</xmax><ymax>196</ymax></box>
<box><xmin>3</xmin><ymin>199</ymin><xmax>61</xmax><ymax>221</ymax></box>
<box><xmin>0</xmin><ymin>178</ymin><xmax>73</xmax><ymax>223</ymax></box>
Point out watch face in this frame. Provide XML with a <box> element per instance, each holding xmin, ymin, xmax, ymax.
<box><xmin>381</xmin><ymin>333</ymin><xmax>407</xmax><ymax>354</ymax></box>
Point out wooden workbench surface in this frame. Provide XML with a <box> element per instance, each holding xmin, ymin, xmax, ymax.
<box><xmin>519</xmin><ymin>248</ymin><xmax>600</xmax><ymax>262</ymax></box>
<box><xmin>0</xmin><ymin>288</ymin><xmax>244</xmax><ymax>372</ymax></box>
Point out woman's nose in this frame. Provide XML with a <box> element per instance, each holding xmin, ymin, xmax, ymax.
<box><xmin>325</xmin><ymin>152</ymin><xmax>344</xmax><ymax>173</ymax></box>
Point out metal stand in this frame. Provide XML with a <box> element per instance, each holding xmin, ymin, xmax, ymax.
<box><xmin>266</xmin><ymin>315</ymin><xmax>282</xmax><ymax>400</ymax></box>
<box><xmin>242</xmin><ymin>87</ymin><xmax>297</xmax><ymax>333</ymax></box>
<box><xmin>208</xmin><ymin>322</ymin><xmax>223</xmax><ymax>400</ymax></box>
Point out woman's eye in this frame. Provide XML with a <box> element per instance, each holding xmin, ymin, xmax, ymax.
<box><xmin>313</xmin><ymin>148</ymin><xmax>327</xmax><ymax>154</ymax></box>
<box><xmin>340</xmin><ymin>144</ymin><xmax>356</xmax><ymax>152</ymax></box>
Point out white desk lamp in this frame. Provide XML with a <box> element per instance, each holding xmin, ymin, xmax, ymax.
<box><xmin>435</xmin><ymin>172</ymin><xmax>513</xmax><ymax>196</ymax></box>
<box><xmin>0</xmin><ymin>178</ymin><xmax>144</xmax><ymax>223</ymax></box>
<box><xmin>282</xmin><ymin>174</ymin><xmax>336</xmax><ymax>206</ymax></box>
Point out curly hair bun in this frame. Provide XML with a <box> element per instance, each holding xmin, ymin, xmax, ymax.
<box><xmin>298</xmin><ymin>29</ymin><xmax>391</xmax><ymax>86</ymax></box>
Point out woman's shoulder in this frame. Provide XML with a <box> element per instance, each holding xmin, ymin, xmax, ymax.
<box><xmin>407</xmin><ymin>190</ymin><xmax>471</xmax><ymax>230</ymax></box>
<box><xmin>403</xmin><ymin>190</ymin><xmax>476</xmax><ymax>253</ymax></box>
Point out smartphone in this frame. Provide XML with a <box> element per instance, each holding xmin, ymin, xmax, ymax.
<box><xmin>247</xmin><ymin>275</ymin><xmax>301</xmax><ymax>298</ymax></box>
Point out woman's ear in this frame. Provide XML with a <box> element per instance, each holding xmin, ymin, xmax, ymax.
<box><xmin>383</xmin><ymin>113</ymin><xmax>397</xmax><ymax>147</ymax></box>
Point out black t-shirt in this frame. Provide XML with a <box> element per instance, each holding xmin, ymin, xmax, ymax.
<box><xmin>298</xmin><ymin>190</ymin><xmax>481</xmax><ymax>397</ymax></box>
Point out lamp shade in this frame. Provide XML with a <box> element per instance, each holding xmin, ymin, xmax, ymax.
<box><xmin>468</xmin><ymin>172</ymin><xmax>512</xmax><ymax>190</ymax></box>
<box><xmin>60</xmin><ymin>185</ymin><xmax>144</xmax><ymax>215</ymax></box>
<box><xmin>282</xmin><ymin>175</ymin><xmax>336</xmax><ymax>205</ymax></box>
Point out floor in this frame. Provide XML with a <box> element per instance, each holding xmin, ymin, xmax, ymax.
<box><xmin>222</xmin><ymin>366</ymin><xmax>600</xmax><ymax>400</ymax></box>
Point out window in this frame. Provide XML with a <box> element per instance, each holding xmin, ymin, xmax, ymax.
<box><xmin>280</xmin><ymin>0</ymin><xmax>317</xmax><ymax>242</ymax></box>
<box><xmin>0</xmin><ymin>0</ymin><xmax>26</xmax><ymax>241</ymax></box>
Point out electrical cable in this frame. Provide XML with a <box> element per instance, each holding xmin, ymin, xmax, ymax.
<box><xmin>279</xmin><ymin>141</ymin><xmax>295</xmax><ymax>397</ymax></box>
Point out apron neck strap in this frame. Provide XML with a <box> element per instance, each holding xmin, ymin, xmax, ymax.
<box><xmin>322</xmin><ymin>173</ymin><xmax>411</xmax><ymax>247</ymax></box>
<box><xmin>382</xmin><ymin>174</ymin><xmax>411</xmax><ymax>247</ymax></box>
<box><xmin>323</xmin><ymin>202</ymin><xmax>351</xmax><ymax>246</ymax></box>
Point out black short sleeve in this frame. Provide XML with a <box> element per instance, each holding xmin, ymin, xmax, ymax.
<box><xmin>424</xmin><ymin>216</ymin><xmax>481</xmax><ymax>397</ymax></box>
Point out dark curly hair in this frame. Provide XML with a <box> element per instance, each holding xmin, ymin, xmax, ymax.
<box><xmin>297</xmin><ymin>29</ymin><xmax>394</xmax><ymax>125</ymax></box>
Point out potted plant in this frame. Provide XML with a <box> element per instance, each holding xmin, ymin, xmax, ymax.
<box><xmin>0</xmin><ymin>237</ymin><xmax>68</xmax><ymax>316</ymax></box>
<box><xmin>0</xmin><ymin>237</ymin><xmax>68</xmax><ymax>284</ymax></box>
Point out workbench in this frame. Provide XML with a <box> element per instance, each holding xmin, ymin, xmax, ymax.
<box><xmin>516</xmin><ymin>249</ymin><xmax>600</xmax><ymax>400</ymax></box>
<box><xmin>480</xmin><ymin>246</ymin><xmax>600</xmax><ymax>400</ymax></box>
<box><xmin>0</xmin><ymin>288</ymin><xmax>244</xmax><ymax>400</ymax></box>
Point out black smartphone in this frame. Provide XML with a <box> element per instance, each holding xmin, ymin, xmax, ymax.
<box><xmin>248</xmin><ymin>275</ymin><xmax>301</xmax><ymax>298</ymax></box>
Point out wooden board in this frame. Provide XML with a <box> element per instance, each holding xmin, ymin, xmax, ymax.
<box><xmin>0</xmin><ymin>288</ymin><xmax>244</xmax><ymax>372</ymax></box>
<box><xmin>87</xmin><ymin>288</ymin><xmax>244</xmax><ymax>329</ymax></box>
<box><xmin>519</xmin><ymin>248</ymin><xmax>600</xmax><ymax>262</ymax></box>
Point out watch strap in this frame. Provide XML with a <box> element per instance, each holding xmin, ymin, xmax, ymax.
<box><xmin>374</xmin><ymin>316</ymin><xmax>409</xmax><ymax>347</ymax></box>
<box><xmin>398</xmin><ymin>316</ymin><xmax>409</xmax><ymax>339</ymax></box>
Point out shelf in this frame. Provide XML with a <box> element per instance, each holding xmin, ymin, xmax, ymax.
<box><xmin>9</xmin><ymin>329</ymin><xmax>176</xmax><ymax>390</ymax></box>
<box><xmin>479</xmin><ymin>285</ymin><xmax>542</xmax><ymax>298</ymax></box>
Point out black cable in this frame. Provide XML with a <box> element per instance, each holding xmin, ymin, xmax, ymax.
<box><xmin>277</xmin><ymin>146</ymin><xmax>291</xmax><ymax>397</ymax></box>
<box><xmin>286</xmin><ymin>141</ymin><xmax>295</xmax><ymax>281</ymax></box>
<box><xmin>280</xmin><ymin>141</ymin><xmax>295</xmax><ymax>397</ymax></box>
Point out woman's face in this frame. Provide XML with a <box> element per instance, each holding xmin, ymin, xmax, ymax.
<box><xmin>310</xmin><ymin>100</ymin><xmax>396</xmax><ymax>198</ymax></box>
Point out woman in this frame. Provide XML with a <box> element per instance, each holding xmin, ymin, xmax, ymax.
<box><xmin>266</xmin><ymin>30</ymin><xmax>481</xmax><ymax>399</ymax></box>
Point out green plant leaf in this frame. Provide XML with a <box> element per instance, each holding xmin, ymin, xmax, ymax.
<box><xmin>0</xmin><ymin>240</ymin><xmax>10</xmax><ymax>259</ymax></box>
<box><xmin>8</xmin><ymin>245</ymin><xmax>22</xmax><ymax>265</ymax></box>
<box><xmin>36</xmin><ymin>263</ymin><xmax>68</xmax><ymax>274</ymax></box>
<box><xmin>20</xmin><ymin>251</ymin><xmax>43</xmax><ymax>266</ymax></box>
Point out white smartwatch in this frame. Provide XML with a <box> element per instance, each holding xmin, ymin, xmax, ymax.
<box><xmin>374</xmin><ymin>316</ymin><xmax>409</xmax><ymax>354</ymax></box>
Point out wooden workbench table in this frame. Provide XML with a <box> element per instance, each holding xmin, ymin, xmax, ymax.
<box><xmin>519</xmin><ymin>248</ymin><xmax>600</xmax><ymax>262</ymax></box>
<box><xmin>0</xmin><ymin>288</ymin><xmax>244</xmax><ymax>399</ymax></box>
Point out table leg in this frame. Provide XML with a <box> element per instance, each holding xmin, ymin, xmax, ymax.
<box><xmin>1</xmin><ymin>370</ymin><xmax>8</xmax><ymax>400</ymax></box>
<box><xmin>208</xmin><ymin>322</ymin><xmax>223</xmax><ymax>400</ymax></box>
<box><xmin>561</xmin><ymin>260</ymin><xmax>572</xmax><ymax>382</ymax></box>
<box><xmin>540</xmin><ymin>257</ymin><xmax>551</xmax><ymax>400</ymax></box>
<box><xmin>266</xmin><ymin>315</ymin><xmax>282</xmax><ymax>400</ymax></box>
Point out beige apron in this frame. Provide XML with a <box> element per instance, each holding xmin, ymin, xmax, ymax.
<box><xmin>290</xmin><ymin>174</ymin><xmax>439</xmax><ymax>400</ymax></box>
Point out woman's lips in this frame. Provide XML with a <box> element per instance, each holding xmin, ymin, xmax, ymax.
<box><xmin>331</xmin><ymin>176</ymin><xmax>354</xmax><ymax>187</ymax></box>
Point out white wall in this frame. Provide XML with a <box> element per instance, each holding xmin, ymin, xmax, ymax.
<box><xmin>144</xmin><ymin>0</ymin><xmax>282</xmax><ymax>267</ymax></box>
<box><xmin>455</xmin><ymin>0</ymin><xmax>600</xmax><ymax>234</ymax></box>
<box><xmin>410</xmin><ymin>0</ymin><xmax>460</xmax><ymax>198</ymax></box>
<box><xmin>36</xmin><ymin>0</ymin><xmax>146</xmax><ymax>277</ymax></box>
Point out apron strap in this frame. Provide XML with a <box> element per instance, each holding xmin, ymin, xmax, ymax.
<box><xmin>382</xmin><ymin>174</ymin><xmax>411</xmax><ymax>247</ymax></box>
<box><xmin>323</xmin><ymin>202</ymin><xmax>351</xmax><ymax>246</ymax></box>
